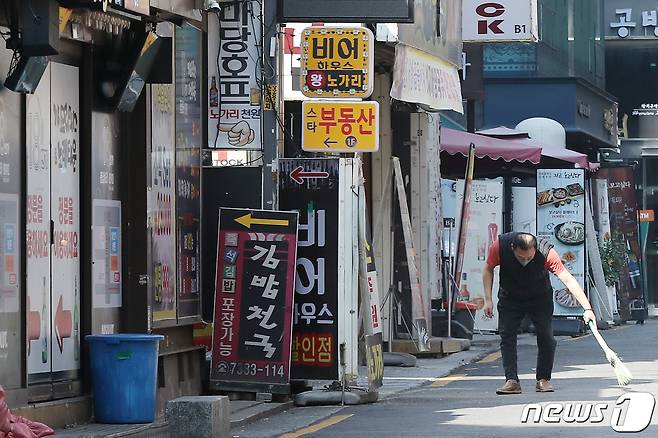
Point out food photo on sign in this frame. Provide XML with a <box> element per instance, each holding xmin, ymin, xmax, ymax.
<box><xmin>536</xmin><ymin>169</ymin><xmax>587</xmax><ymax>316</ymax></box>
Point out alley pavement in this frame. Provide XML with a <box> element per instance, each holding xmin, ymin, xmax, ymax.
<box><xmin>234</xmin><ymin>318</ymin><xmax>658</xmax><ymax>437</ymax></box>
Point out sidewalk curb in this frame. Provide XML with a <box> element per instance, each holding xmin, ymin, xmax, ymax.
<box><xmin>230</xmin><ymin>400</ymin><xmax>294</xmax><ymax>429</ymax></box>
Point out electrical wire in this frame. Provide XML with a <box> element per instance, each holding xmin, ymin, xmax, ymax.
<box><xmin>246</xmin><ymin>2</ymin><xmax>298</xmax><ymax>148</ymax></box>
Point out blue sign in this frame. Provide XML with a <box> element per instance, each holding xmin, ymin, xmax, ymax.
<box><xmin>4</xmin><ymin>224</ymin><xmax>14</xmax><ymax>253</ymax></box>
<box><xmin>110</xmin><ymin>227</ymin><xmax>120</xmax><ymax>255</ymax></box>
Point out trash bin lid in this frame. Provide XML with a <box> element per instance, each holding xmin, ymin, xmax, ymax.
<box><xmin>86</xmin><ymin>334</ymin><xmax>165</xmax><ymax>343</ymax></box>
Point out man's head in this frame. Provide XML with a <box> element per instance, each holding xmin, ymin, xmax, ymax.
<box><xmin>511</xmin><ymin>233</ymin><xmax>537</xmax><ymax>266</ymax></box>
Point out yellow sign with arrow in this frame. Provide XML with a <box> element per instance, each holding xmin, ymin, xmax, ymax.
<box><xmin>234</xmin><ymin>214</ymin><xmax>290</xmax><ymax>229</ymax></box>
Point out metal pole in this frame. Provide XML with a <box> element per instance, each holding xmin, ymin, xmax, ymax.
<box><xmin>388</xmin><ymin>229</ymin><xmax>395</xmax><ymax>352</ymax></box>
<box><xmin>261</xmin><ymin>0</ymin><xmax>279</xmax><ymax>209</ymax></box>
<box><xmin>447</xmin><ymin>223</ymin><xmax>453</xmax><ymax>338</ymax></box>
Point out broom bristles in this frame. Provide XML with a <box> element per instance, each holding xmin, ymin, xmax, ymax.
<box><xmin>607</xmin><ymin>351</ymin><xmax>633</xmax><ymax>386</ymax></box>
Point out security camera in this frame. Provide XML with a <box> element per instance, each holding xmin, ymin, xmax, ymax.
<box><xmin>205</xmin><ymin>0</ymin><xmax>221</xmax><ymax>12</ymax></box>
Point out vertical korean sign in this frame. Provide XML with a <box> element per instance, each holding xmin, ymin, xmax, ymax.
<box><xmin>210</xmin><ymin>208</ymin><xmax>298</xmax><ymax>391</ymax></box>
<box><xmin>207</xmin><ymin>2</ymin><xmax>262</xmax><ymax>149</ymax></box>
<box><xmin>0</xmin><ymin>43</ymin><xmax>22</xmax><ymax>385</ymax></box>
<box><xmin>26</xmin><ymin>64</ymin><xmax>51</xmax><ymax>377</ymax></box>
<box><xmin>51</xmin><ymin>62</ymin><xmax>81</xmax><ymax>373</ymax></box>
<box><xmin>453</xmin><ymin>178</ymin><xmax>504</xmax><ymax>331</ymax></box>
<box><xmin>151</xmin><ymin>84</ymin><xmax>176</xmax><ymax>323</ymax></box>
<box><xmin>175</xmin><ymin>24</ymin><xmax>202</xmax><ymax>320</ymax></box>
<box><xmin>597</xmin><ymin>167</ymin><xmax>643</xmax><ymax>319</ymax></box>
<box><xmin>536</xmin><ymin>169</ymin><xmax>587</xmax><ymax>317</ymax></box>
<box><xmin>279</xmin><ymin>159</ymin><xmax>340</xmax><ymax>380</ymax></box>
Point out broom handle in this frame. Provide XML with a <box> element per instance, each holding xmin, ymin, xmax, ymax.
<box><xmin>588</xmin><ymin>320</ymin><xmax>612</xmax><ymax>353</ymax></box>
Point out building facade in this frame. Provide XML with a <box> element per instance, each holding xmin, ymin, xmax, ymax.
<box><xmin>0</xmin><ymin>0</ymin><xmax>206</xmax><ymax>425</ymax></box>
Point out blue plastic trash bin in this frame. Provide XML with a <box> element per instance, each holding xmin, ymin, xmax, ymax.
<box><xmin>86</xmin><ymin>334</ymin><xmax>164</xmax><ymax>424</ymax></box>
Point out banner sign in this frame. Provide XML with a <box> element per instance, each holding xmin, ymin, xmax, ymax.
<box><xmin>301</xmin><ymin>26</ymin><xmax>374</xmax><ymax>98</ymax></box>
<box><xmin>175</xmin><ymin>24</ymin><xmax>202</xmax><ymax>320</ymax></box>
<box><xmin>511</xmin><ymin>175</ymin><xmax>538</xmax><ymax>235</ymax></box>
<box><xmin>390</xmin><ymin>44</ymin><xmax>463</xmax><ymax>113</ymax></box>
<box><xmin>302</xmin><ymin>100</ymin><xmax>379</xmax><ymax>152</ymax></box>
<box><xmin>26</xmin><ymin>64</ymin><xmax>52</xmax><ymax>377</ymax></box>
<box><xmin>537</xmin><ymin>169</ymin><xmax>587</xmax><ymax>317</ymax></box>
<box><xmin>360</xmin><ymin>182</ymin><xmax>384</xmax><ymax>390</ymax></box>
<box><xmin>597</xmin><ymin>167</ymin><xmax>643</xmax><ymax>319</ymax></box>
<box><xmin>208</xmin><ymin>2</ymin><xmax>262</xmax><ymax>149</ymax></box>
<box><xmin>50</xmin><ymin>62</ymin><xmax>81</xmax><ymax>374</ymax></box>
<box><xmin>279</xmin><ymin>159</ymin><xmax>340</xmax><ymax>380</ymax></box>
<box><xmin>211</xmin><ymin>208</ymin><xmax>298</xmax><ymax>390</ymax></box>
<box><xmin>453</xmin><ymin>178</ymin><xmax>504</xmax><ymax>331</ymax></box>
<box><xmin>150</xmin><ymin>84</ymin><xmax>177</xmax><ymax>322</ymax></box>
<box><xmin>592</xmin><ymin>178</ymin><xmax>619</xmax><ymax>319</ymax></box>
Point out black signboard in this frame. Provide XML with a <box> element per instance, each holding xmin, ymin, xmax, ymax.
<box><xmin>210</xmin><ymin>208</ymin><xmax>298</xmax><ymax>392</ymax></box>
<box><xmin>279</xmin><ymin>0</ymin><xmax>414</xmax><ymax>23</ymax></box>
<box><xmin>279</xmin><ymin>159</ymin><xmax>340</xmax><ymax>380</ymax></box>
<box><xmin>175</xmin><ymin>23</ymin><xmax>202</xmax><ymax>320</ymax></box>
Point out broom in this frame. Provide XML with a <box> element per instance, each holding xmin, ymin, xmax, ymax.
<box><xmin>587</xmin><ymin>320</ymin><xmax>633</xmax><ymax>386</ymax></box>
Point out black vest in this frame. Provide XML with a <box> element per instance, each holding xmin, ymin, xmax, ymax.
<box><xmin>498</xmin><ymin>232</ymin><xmax>554</xmax><ymax>301</ymax></box>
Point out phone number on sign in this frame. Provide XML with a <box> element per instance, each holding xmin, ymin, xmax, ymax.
<box><xmin>215</xmin><ymin>361</ymin><xmax>285</xmax><ymax>378</ymax></box>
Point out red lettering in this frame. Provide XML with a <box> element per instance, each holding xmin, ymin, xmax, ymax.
<box><xmin>476</xmin><ymin>2</ymin><xmax>504</xmax><ymax>17</ymax></box>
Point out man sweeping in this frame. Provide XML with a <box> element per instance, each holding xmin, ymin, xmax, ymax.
<box><xmin>482</xmin><ymin>232</ymin><xmax>596</xmax><ymax>394</ymax></box>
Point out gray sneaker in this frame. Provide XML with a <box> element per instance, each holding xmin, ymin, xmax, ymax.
<box><xmin>496</xmin><ymin>379</ymin><xmax>522</xmax><ymax>395</ymax></box>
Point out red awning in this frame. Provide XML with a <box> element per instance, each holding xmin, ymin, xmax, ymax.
<box><xmin>440</xmin><ymin>128</ymin><xmax>542</xmax><ymax>164</ymax></box>
<box><xmin>476</xmin><ymin>126</ymin><xmax>599</xmax><ymax>171</ymax></box>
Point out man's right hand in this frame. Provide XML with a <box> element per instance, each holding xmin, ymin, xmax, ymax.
<box><xmin>483</xmin><ymin>299</ymin><xmax>494</xmax><ymax>319</ymax></box>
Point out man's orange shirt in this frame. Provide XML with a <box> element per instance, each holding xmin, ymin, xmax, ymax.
<box><xmin>486</xmin><ymin>239</ymin><xmax>565</xmax><ymax>275</ymax></box>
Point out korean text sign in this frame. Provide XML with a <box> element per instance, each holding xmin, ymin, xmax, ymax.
<box><xmin>302</xmin><ymin>101</ymin><xmax>379</xmax><ymax>152</ymax></box>
<box><xmin>536</xmin><ymin>169</ymin><xmax>587</xmax><ymax>317</ymax></box>
<box><xmin>279</xmin><ymin>159</ymin><xmax>340</xmax><ymax>380</ymax></box>
<box><xmin>211</xmin><ymin>208</ymin><xmax>298</xmax><ymax>388</ymax></box>
<box><xmin>207</xmin><ymin>2</ymin><xmax>262</xmax><ymax>149</ymax></box>
<box><xmin>301</xmin><ymin>26</ymin><xmax>374</xmax><ymax>98</ymax></box>
<box><xmin>175</xmin><ymin>24</ymin><xmax>202</xmax><ymax>320</ymax></box>
<box><xmin>597</xmin><ymin>167</ymin><xmax>643</xmax><ymax>318</ymax></box>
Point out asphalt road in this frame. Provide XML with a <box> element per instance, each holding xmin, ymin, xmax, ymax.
<box><xmin>235</xmin><ymin>318</ymin><xmax>658</xmax><ymax>437</ymax></box>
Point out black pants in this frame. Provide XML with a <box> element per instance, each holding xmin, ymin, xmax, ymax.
<box><xmin>498</xmin><ymin>295</ymin><xmax>557</xmax><ymax>382</ymax></box>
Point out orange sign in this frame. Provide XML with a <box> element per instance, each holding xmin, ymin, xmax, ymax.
<box><xmin>302</xmin><ymin>100</ymin><xmax>379</xmax><ymax>152</ymax></box>
<box><xmin>639</xmin><ymin>210</ymin><xmax>655</xmax><ymax>222</ymax></box>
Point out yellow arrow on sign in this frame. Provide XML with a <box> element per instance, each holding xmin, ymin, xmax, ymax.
<box><xmin>234</xmin><ymin>213</ymin><xmax>289</xmax><ymax>229</ymax></box>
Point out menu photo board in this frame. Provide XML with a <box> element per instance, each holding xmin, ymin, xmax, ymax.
<box><xmin>210</xmin><ymin>208</ymin><xmax>298</xmax><ymax>393</ymax></box>
<box><xmin>537</xmin><ymin>169</ymin><xmax>587</xmax><ymax>317</ymax></box>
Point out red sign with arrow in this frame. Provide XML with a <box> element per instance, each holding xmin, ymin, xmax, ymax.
<box><xmin>55</xmin><ymin>295</ymin><xmax>72</xmax><ymax>354</ymax></box>
<box><xmin>290</xmin><ymin>166</ymin><xmax>329</xmax><ymax>185</ymax></box>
